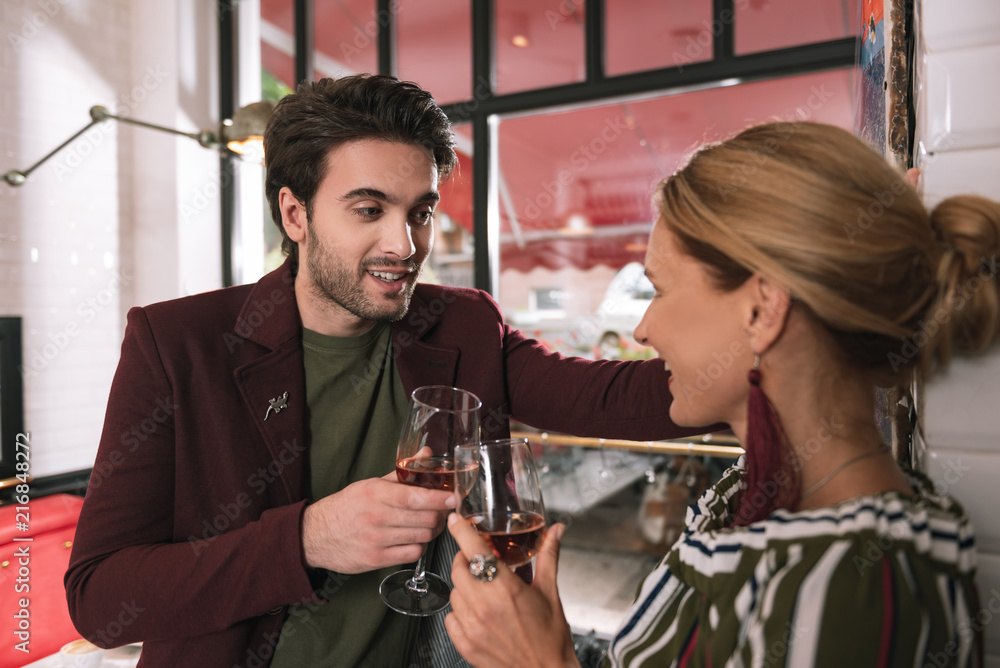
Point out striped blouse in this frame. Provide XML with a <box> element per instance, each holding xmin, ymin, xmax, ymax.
<box><xmin>606</xmin><ymin>457</ymin><xmax>982</xmax><ymax>667</ymax></box>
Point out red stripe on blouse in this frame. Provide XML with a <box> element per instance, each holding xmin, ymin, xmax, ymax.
<box><xmin>678</xmin><ymin>624</ymin><xmax>700</xmax><ymax>668</ymax></box>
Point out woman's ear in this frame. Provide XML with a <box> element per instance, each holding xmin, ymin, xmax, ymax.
<box><xmin>279</xmin><ymin>187</ymin><xmax>307</xmax><ymax>244</ymax></box>
<box><xmin>745</xmin><ymin>274</ymin><xmax>792</xmax><ymax>356</ymax></box>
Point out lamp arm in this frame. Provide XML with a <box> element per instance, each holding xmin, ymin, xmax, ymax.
<box><xmin>3</xmin><ymin>105</ymin><xmax>220</xmax><ymax>187</ymax></box>
<box><xmin>94</xmin><ymin>106</ymin><xmax>218</xmax><ymax>150</ymax></box>
<box><xmin>3</xmin><ymin>116</ymin><xmax>102</xmax><ymax>186</ymax></box>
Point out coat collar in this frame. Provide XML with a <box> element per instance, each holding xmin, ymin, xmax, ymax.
<box><xmin>234</xmin><ymin>258</ymin><xmax>300</xmax><ymax>350</ymax></box>
<box><xmin>236</xmin><ymin>257</ymin><xmax>450</xmax><ymax>349</ymax></box>
<box><xmin>391</xmin><ymin>285</ymin><xmax>459</xmax><ymax>394</ymax></box>
<box><xmin>235</xmin><ymin>259</ymin><xmax>446</xmax><ymax>349</ymax></box>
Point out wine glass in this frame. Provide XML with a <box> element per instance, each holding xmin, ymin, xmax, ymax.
<box><xmin>455</xmin><ymin>438</ymin><xmax>547</xmax><ymax>570</ymax></box>
<box><xmin>379</xmin><ymin>385</ymin><xmax>482</xmax><ymax>616</ymax></box>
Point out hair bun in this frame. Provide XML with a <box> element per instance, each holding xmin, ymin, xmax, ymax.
<box><xmin>931</xmin><ymin>196</ymin><xmax>1000</xmax><ymax>276</ymax></box>
<box><xmin>925</xmin><ymin>195</ymin><xmax>1000</xmax><ymax>368</ymax></box>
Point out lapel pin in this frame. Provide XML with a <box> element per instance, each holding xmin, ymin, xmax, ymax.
<box><xmin>264</xmin><ymin>391</ymin><xmax>289</xmax><ymax>421</ymax></box>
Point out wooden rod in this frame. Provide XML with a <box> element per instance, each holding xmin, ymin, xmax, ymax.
<box><xmin>510</xmin><ymin>431</ymin><xmax>744</xmax><ymax>459</ymax></box>
<box><xmin>0</xmin><ymin>477</ymin><xmax>31</xmax><ymax>490</ymax></box>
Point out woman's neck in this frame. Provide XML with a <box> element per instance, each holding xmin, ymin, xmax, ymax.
<box><xmin>734</xmin><ymin>315</ymin><xmax>913</xmax><ymax>510</ymax></box>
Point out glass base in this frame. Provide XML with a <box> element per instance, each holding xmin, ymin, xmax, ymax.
<box><xmin>379</xmin><ymin>569</ymin><xmax>451</xmax><ymax>616</ymax></box>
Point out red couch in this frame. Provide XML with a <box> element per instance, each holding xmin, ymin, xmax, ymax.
<box><xmin>0</xmin><ymin>493</ymin><xmax>85</xmax><ymax>668</ymax></box>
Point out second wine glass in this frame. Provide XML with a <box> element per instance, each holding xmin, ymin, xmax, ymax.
<box><xmin>455</xmin><ymin>438</ymin><xmax>547</xmax><ymax>570</ymax></box>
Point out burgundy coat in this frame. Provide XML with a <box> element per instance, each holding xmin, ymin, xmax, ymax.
<box><xmin>65</xmin><ymin>260</ymin><xmax>705</xmax><ymax>667</ymax></box>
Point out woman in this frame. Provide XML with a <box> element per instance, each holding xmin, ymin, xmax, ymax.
<box><xmin>443</xmin><ymin>121</ymin><xmax>999</xmax><ymax>667</ymax></box>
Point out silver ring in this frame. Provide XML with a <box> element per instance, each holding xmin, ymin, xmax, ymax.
<box><xmin>469</xmin><ymin>553</ymin><xmax>498</xmax><ymax>582</ymax></box>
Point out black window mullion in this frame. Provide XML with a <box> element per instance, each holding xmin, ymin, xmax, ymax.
<box><xmin>472</xmin><ymin>0</ymin><xmax>495</xmax><ymax>94</ymax></box>
<box><xmin>295</xmin><ymin>0</ymin><xmax>314</xmax><ymax>84</ymax></box>
<box><xmin>585</xmin><ymin>0</ymin><xmax>605</xmax><ymax>83</ymax></box>
<box><xmin>442</xmin><ymin>37</ymin><xmax>855</xmax><ymax>121</ymax></box>
<box><xmin>377</xmin><ymin>0</ymin><xmax>395</xmax><ymax>76</ymax></box>
<box><xmin>470</xmin><ymin>0</ymin><xmax>494</xmax><ymax>294</ymax></box>
<box><xmin>220</xmin><ymin>0</ymin><xmax>237</xmax><ymax>288</ymax></box>
<box><xmin>714</xmin><ymin>0</ymin><xmax>736</xmax><ymax>62</ymax></box>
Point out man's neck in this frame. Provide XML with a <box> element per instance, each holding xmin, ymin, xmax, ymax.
<box><xmin>294</xmin><ymin>277</ymin><xmax>375</xmax><ymax>337</ymax></box>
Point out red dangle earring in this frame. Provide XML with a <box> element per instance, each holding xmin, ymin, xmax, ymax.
<box><xmin>734</xmin><ymin>353</ymin><xmax>801</xmax><ymax>526</ymax></box>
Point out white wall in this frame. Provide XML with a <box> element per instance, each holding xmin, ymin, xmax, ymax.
<box><xmin>914</xmin><ymin>0</ymin><xmax>1000</xmax><ymax>664</ymax></box>
<box><xmin>0</xmin><ymin>0</ymin><xmax>221</xmax><ymax>477</ymax></box>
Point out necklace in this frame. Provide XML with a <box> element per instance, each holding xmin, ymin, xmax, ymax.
<box><xmin>800</xmin><ymin>444</ymin><xmax>891</xmax><ymax>499</ymax></box>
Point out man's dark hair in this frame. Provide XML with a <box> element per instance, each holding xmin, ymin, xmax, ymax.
<box><xmin>263</xmin><ymin>74</ymin><xmax>457</xmax><ymax>265</ymax></box>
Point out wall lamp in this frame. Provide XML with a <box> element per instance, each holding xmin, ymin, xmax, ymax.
<box><xmin>2</xmin><ymin>101</ymin><xmax>275</xmax><ymax>187</ymax></box>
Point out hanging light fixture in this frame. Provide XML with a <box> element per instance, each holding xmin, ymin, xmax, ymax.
<box><xmin>2</xmin><ymin>100</ymin><xmax>276</xmax><ymax>187</ymax></box>
<box><xmin>220</xmin><ymin>101</ymin><xmax>275</xmax><ymax>164</ymax></box>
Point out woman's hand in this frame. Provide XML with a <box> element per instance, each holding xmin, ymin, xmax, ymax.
<box><xmin>444</xmin><ymin>513</ymin><xmax>580</xmax><ymax>668</ymax></box>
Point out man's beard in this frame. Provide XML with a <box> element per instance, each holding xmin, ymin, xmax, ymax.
<box><xmin>305</xmin><ymin>225</ymin><xmax>421</xmax><ymax>324</ymax></box>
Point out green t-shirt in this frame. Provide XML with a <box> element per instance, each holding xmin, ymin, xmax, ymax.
<box><xmin>270</xmin><ymin>323</ymin><xmax>417</xmax><ymax>668</ymax></box>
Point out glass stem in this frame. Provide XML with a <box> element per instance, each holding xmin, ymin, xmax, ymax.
<box><xmin>406</xmin><ymin>551</ymin><xmax>430</xmax><ymax>596</ymax></box>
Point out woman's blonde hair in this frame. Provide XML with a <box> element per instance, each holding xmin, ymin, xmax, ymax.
<box><xmin>657</xmin><ymin>121</ymin><xmax>1000</xmax><ymax>383</ymax></box>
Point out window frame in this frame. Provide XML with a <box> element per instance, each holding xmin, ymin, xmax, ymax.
<box><xmin>221</xmin><ymin>0</ymin><xmax>856</xmax><ymax>291</ymax></box>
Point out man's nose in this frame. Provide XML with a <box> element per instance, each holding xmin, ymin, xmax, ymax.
<box><xmin>381</xmin><ymin>216</ymin><xmax>415</xmax><ymax>260</ymax></box>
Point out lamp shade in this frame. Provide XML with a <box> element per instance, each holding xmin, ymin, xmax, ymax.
<box><xmin>221</xmin><ymin>101</ymin><xmax>275</xmax><ymax>164</ymax></box>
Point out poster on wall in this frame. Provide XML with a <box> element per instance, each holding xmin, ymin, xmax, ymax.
<box><xmin>856</xmin><ymin>0</ymin><xmax>910</xmax><ymax>168</ymax></box>
<box><xmin>856</xmin><ymin>0</ymin><xmax>915</xmax><ymax>454</ymax></box>
<box><xmin>857</xmin><ymin>0</ymin><xmax>886</xmax><ymax>152</ymax></box>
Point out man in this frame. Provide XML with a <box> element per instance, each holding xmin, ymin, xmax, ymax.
<box><xmin>65</xmin><ymin>75</ymin><xmax>708</xmax><ymax>667</ymax></box>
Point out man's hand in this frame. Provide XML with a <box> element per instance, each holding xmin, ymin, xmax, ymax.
<box><xmin>301</xmin><ymin>472</ymin><xmax>455</xmax><ymax>574</ymax></box>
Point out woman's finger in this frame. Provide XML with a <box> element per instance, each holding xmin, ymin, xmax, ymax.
<box><xmin>447</xmin><ymin>512</ymin><xmax>493</xmax><ymax>559</ymax></box>
<box><xmin>532</xmin><ymin>523</ymin><xmax>565</xmax><ymax>599</ymax></box>
<box><xmin>448</xmin><ymin>513</ymin><xmax>509</xmax><ymax>591</ymax></box>
<box><xmin>444</xmin><ymin>612</ymin><xmax>472</xmax><ymax>659</ymax></box>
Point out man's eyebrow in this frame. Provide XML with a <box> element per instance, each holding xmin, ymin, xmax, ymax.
<box><xmin>339</xmin><ymin>188</ymin><xmax>440</xmax><ymax>206</ymax></box>
<box><xmin>340</xmin><ymin>187</ymin><xmax>394</xmax><ymax>204</ymax></box>
<box><xmin>418</xmin><ymin>191</ymin><xmax>441</xmax><ymax>205</ymax></box>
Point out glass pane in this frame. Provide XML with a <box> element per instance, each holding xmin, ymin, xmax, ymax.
<box><xmin>261</xmin><ymin>0</ymin><xmax>376</xmax><ymax>86</ymax></box>
<box><xmin>261</xmin><ymin>0</ymin><xmax>296</xmax><ymax>89</ymax></box>
<box><xmin>259</xmin><ymin>1</ymin><xmax>295</xmax><ymax>276</ymax></box>
<box><xmin>736</xmin><ymin>0</ymin><xmax>860</xmax><ymax>55</ymax></box>
<box><xmin>428</xmin><ymin>124</ymin><xmax>474</xmax><ymax>288</ymax></box>
<box><xmin>314</xmin><ymin>0</ymin><xmax>378</xmax><ymax>79</ymax></box>
<box><xmin>606</xmin><ymin>0</ymin><xmax>713</xmax><ymax>77</ymax></box>
<box><xmin>496</xmin><ymin>0</ymin><xmax>586</xmax><ymax>95</ymax></box>
<box><xmin>396</xmin><ymin>0</ymin><xmax>472</xmax><ymax>105</ymax></box>
<box><xmin>496</xmin><ymin>69</ymin><xmax>855</xmax><ymax>360</ymax></box>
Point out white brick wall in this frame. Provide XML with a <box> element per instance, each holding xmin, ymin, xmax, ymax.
<box><xmin>0</xmin><ymin>0</ymin><xmax>221</xmax><ymax>478</ymax></box>
<box><xmin>915</xmin><ymin>0</ymin><xmax>1000</xmax><ymax>663</ymax></box>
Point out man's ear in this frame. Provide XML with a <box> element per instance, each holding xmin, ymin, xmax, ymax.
<box><xmin>745</xmin><ymin>274</ymin><xmax>792</xmax><ymax>356</ymax></box>
<box><xmin>279</xmin><ymin>187</ymin><xmax>307</xmax><ymax>244</ymax></box>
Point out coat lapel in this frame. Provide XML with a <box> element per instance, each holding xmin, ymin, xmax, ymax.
<box><xmin>392</xmin><ymin>287</ymin><xmax>459</xmax><ymax>395</ymax></box>
<box><xmin>235</xmin><ymin>344</ymin><xmax>307</xmax><ymax>505</ymax></box>
<box><xmin>231</xmin><ymin>261</ymin><xmax>307</xmax><ymax>504</ymax></box>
